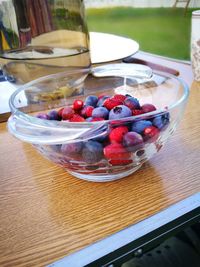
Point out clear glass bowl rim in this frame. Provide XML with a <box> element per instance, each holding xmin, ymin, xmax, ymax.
<box><xmin>8</xmin><ymin>68</ymin><xmax>189</xmax><ymax>143</ymax></box>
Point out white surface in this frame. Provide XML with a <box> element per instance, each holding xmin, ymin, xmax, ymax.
<box><xmin>0</xmin><ymin>81</ymin><xmax>17</xmax><ymax>113</ymax></box>
<box><xmin>90</xmin><ymin>32</ymin><xmax>139</xmax><ymax>64</ymax></box>
<box><xmin>85</xmin><ymin>0</ymin><xmax>199</xmax><ymax>8</ymax></box>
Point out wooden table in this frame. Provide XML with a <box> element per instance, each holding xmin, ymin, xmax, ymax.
<box><xmin>0</xmin><ymin>51</ymin><xmax>200</xmax><ymax>267</ymax></box>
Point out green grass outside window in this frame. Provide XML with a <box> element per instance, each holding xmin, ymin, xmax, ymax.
<box><xmin>86</xmin><ymin>8</ymin><xmax>199</xmax><ymax>60</ymax></box>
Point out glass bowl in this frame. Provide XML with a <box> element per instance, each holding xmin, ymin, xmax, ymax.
<box><xmin>7</xmin><ymin>66</ymin><xmax>189</xmax><ymax>182</ymax></box>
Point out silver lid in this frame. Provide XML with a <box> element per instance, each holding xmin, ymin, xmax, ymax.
<box><xmin>192</xmin><ymin>10</ymin><xmax>200</xmax><ymax>17</ymax></box>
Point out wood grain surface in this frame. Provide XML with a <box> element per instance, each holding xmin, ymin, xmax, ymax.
<box><xmin>0</xmin><ymin>55</ymin><xmax>200</xmax><ymax>267</ymax></box>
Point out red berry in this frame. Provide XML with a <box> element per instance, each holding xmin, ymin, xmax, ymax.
<box><xmin>103</xmin><ymin>98</ymin><xmax>123</xmax><ymax>110</ymax></box>
<box><xmin>109</xmin><ymin>126</ymin><xmax>129</xmax><ymax>143</ymax></box>
<box><xmin>69</xmin><ymin>114</ymin><xmax>85</xmax><ymax>122</ymax></box>
<box><xmin>91</xmin><ymin>117</ymin><xmax>105</xmax><ymax>122</ymax></box>
<box><xmin>62</xmin><ymin>107</ymin><xmax>74</xmax><ymax>120</ymax></box>
<box><xmin>143</xmin><ymin>126</ymin><xmax>159</xmax><ymax>141</ymax></box>
<box><xmin>81</xmin><ymin>106</ymin><xmax>94</xmax><ymax>118</ymax></box>
<box><xmin>142</xmin><ymin>104</ymin><xmax>156</xmax><ymax>113</ymax></box>
<box><xmin>104</xmin><ymin>143</ymin><xmax>131</xmax><ymax>160</ymax></box>
<box><xmin>73</xmin><ymin>99</ymin><xmax>84</xmax><ymax>111</ymax></box>
<box><xmin>113</xmin><ymin>94</ymin><xmax>126</xmax><ymax>102</ymax></box>
<box><xmin>132</xmin><ymin>109</ymin><xmax>144</xmax><ymax>116</ymax></box>
<box><xmin>109</xmin><ymin>159</ymin><xmax>133</xmax><ymax>166</ymax></box>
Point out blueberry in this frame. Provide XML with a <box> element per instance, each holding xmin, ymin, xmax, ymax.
<box><xmin>36</xmin><ymin>113</ymin><xmax>49</xmax><ymax>120</ymax></box>
<box><xmin>152</xmin><ymin>113</ymin><xmax>170</xmax><ymax>129</ymax></box>
<box><xmin>82</xmin><ymin>141</ymin><xmax>103</xmax><ymax>164</ymax></box>
<box><xmin>92</xmin><ymin>133</ymin><xmax>108</xmax><ymax>142</ymax></box>
<box><xmin>84</xmin><ymin>95</ymin><xmax>98</xmax><ymax>107</ymax></box>
<box><xmin>92</xmin><ymin>129</ymin><xmax>108</xmax><ymax>142</ymax></box>
<box><xmin>61</xmin><ymin>142</ymin><xmax>83</xmax><ymax>159</ymax></box>
<box><xmin>92</xmin><ymin>107</ymin><xmax>109</xmax><ymax>119</ymax></box>
<box><xmin>131</xmin><ymin>120</ymin><xmax>152</xmax><ymax>133</ymax></box>
<box><xmin>123</xmin><ymin>132</ymin><xmax>144</xmax><ymax>152</ymax></box>
<box><xmin>97</xmin><ymin>96</ymin><xmax>110</xmax><ymax>107</ymax></box>
<box><xmin>109</xmin><ymin>105</ymin><xmax>132</xmax><ymax>120</ymax></box>
<box><xmin>48</xmin><ymin>110</ymin><xmax>60</xmax><ymax>120</ymax></box>
<box><xmin>51</xmin><ymin>144</ymin><xmax>61</xmax><ymax>153</ymax></box>
<box><xmin>124</xmin><ymin>97</ymin><xmax>140</xmax><ymax>109</ymax></box>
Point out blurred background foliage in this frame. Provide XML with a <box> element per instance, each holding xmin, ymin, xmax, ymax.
<box><xmin>86</xmin><ymin>7</ymin><xmax>199</xmax><ymax>60</ymax></box>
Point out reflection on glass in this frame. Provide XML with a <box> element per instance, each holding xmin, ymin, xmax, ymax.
<box><xmin>0</xmin><ymin>0</ymin><xmax>91</xmax><ymax>84</ymax></box>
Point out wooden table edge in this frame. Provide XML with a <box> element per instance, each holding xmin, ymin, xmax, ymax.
<box><xmin>49</xmin><ymin>192</ymin><xmax>200</xmax><ymax>267</ymax></box>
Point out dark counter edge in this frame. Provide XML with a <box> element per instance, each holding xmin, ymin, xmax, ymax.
<box><xmin>48</xmin><ymin>192</ymin><xmax>200</xmax><ymax>267</ymax></box>
<box><xmin>0</xmin><ymin>112</ymin><xmax>10</xmax><ymax>123</ymax></box>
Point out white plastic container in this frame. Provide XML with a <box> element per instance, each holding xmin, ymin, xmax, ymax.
<box><xmin>191</xmin><ymin>10</ymin><xmax>200</xmax><ymax>82</ymax></box>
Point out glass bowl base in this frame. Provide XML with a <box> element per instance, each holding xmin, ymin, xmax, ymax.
<box><xmin>67</xmin><ymin>164</ymin><xmax>142</xmax><ymax>182</ymax></box>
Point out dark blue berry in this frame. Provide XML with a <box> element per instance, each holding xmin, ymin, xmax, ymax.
<box><xmin>131</xmin><ymin>120</ymin><xmax>152</xmax><ymax>133</ymax></box>
<box><xmin>51</xmin><ymin>144</ymin><xmax>61</xmax><ymax>153</ymax></box>
<box><xmin>36</xmin><ymin>113</ymin><xmax>49</xmax><ymax>120</ymax></box>
<box><xmin>109</xmin><ymin>105</ymin><xmax>132</xmax><ymax>120</ymax></box>
<box><xmin>82</xmin><ymin>141</ymin><xmax>103</xmax><ymax>164</ymax></box>
<box><xmin>48</xmin><ymin>110</ymin><xmax>60</xmax><ymax>120</ymax></box>
<box><xmin>97</xmin><ymin>96</ymin><xmax>110</xmax><ymax>107</ymax></box>
<box><xmin>61</xmin><ymin>142</ymin><xmax>83</xmax><ymax>156</ymax></box>
<box><xmin>124</xmin><ymin>97</ymin><xmax>140</xmax><ymax>109</ymax></box>
<box><xmin>92</xmin><ymin>107</ymin><xmax>109</xmax><ymax>119</ymax></box>
<box><xmin>152</xmin><ymin>113</ymin><xmax>169</xmax><ymax>129</ymax></box>
<box><xmin>84</xmin><ymin>95</ymin><xmax>98</xmax><ymax>107</ymax></box>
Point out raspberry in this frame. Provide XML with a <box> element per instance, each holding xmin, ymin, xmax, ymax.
<box><xmin>73</xmin><ymin>99</ymin><xmax>84</xmax><ymax>111</ymax></box>
<box><xmin>109</xmin><ymin>126</ymin><xmax>129</xmax><ymax>143</ymax></box>
<box><xmin>113</xmin><ymin>94</ymin><xmax>126</xmax><ymax>102</ymax></box>
<box><xmin>69</xmin><ymin>114</ymin><xmax>85</xmax><ymax>122</ymax></box>
<box><xmin>103</xmin><ymin>97</ymin><xmax>123</xmax><ymax>110</ymax></box>
<box><xmin>104</xmin><ymin>143</ymin><xmax>131</xmax><ymax>160</ymax></box>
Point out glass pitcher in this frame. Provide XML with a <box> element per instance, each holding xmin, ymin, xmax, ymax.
<box><xmin>0</xmin><ymin>0</ymin><xmax>91</xmax><ymax>84</ymax></box>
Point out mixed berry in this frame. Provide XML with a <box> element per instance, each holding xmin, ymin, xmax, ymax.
<box><xmin>36</xmin><ymin>93</ymin><xmax>169</xmax><ymax>168</ymax></box>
